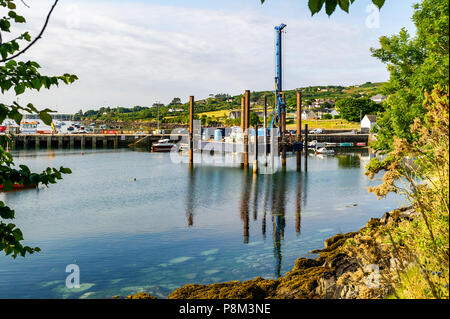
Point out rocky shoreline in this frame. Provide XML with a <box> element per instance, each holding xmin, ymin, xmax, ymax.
<box><xmin>125</xmin><ymin>207</ymin><xmax>416</xmax><ymax>299</ymax></box>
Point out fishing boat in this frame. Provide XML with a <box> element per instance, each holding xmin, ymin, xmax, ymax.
<box><xmin>339</xmin><ymin>142</ymin><xmax>354</xmax><ymax>147</ymax></box>
<box><xmin>315</xmin><ymin>147</ymin><xmax>335</xmax><ymax>155</ymax></box>
<box><xmin>151</xmin><ymin>139</ymin><xmax>175</xmax><ymax>152</ymax></box>
<box><xmin>0</xmin><ymin>183</ymin><xmax>36</xmax><ymax>192</ymax></box>
<box><xmin>356</xmin><ymin>142</ymin><xmax>366</xmax><ymax>147</ymax></box>
<box><xmin>20</xmin><ymin>121</ymin><xmax>38</xmax><ymax>134</ymax></box>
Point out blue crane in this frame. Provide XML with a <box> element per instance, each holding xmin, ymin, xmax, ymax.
<box><xmin>269</xmin><ymin>23</ymin><xmax>287</xmax><ymax>131</ymax></box>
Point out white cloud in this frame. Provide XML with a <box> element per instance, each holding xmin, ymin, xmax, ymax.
<box><xmin>3</xmin><ymin>0</ymin><xmax>392</xmax><ymax>113</ymax></box>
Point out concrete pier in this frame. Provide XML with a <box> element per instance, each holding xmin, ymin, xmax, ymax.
<box><xmin>10</xmin><ymin>133</ymin><xmax>173</xmax><ymax>150</ymax></box>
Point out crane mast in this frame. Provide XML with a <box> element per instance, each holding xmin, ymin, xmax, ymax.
<box><xmin>270</xmin><ymin>23</ymin><xmax>287</xmax><ymax>130</ymax></box>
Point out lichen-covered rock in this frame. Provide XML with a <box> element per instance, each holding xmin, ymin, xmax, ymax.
<box><xmin>168</xmin><ymin>277</ymin><xmax>277</xmax><ymax>299</ymax></box>
<box><xmin>126</xmin><ymin>292</ymin><xmax>157</xmax><ymax>299</ymax></box>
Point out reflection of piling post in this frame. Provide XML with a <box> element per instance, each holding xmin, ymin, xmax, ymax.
<box><xmin>240</xmin><ymin>169</ymin><xmax>250</xmax><ymax>244</ymax></box>
<box><xmin>186</xmin><ymin>166</ymin><xmax>195</xmax><ymax>227</ymax></box>
<box><xmin>244</xmin><ymin>90</ymin><xmax>250</xmax><ymax>169</ymax></box>
<box><xmin>189</xmin><ymin>96</ymin><xmax>194</xmax><ymax>167</ymax></box>
<box><xmin>296</xmin><ymin>91</ymin><xmax>302</xmax><ymax>172</ymax></box>
<box><xmin>252</xmin><ymin>173</ymin><xmax>259</xmax><ymax>220</ymax></box>
<box><xmin>296</xmin><ymin>175</ymin><xmax>302</xmax><ymax>235</ymax></box>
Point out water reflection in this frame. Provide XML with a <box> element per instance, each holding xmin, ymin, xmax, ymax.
<box><xmin>337</xmin><ymin>154</ymin><xmax>361</xmax><ymax>168</ymax></box>
<box><xmin>271</xmin><ymin>171</ymin><xmax>287</xmax><ymax>278</ymax></box>
<box><xmin>239</xmin><ymin>169</ymin><xmax>250</xmax><ymax>244</ymax></box>
<box><xmin>0</xmin><ymin>149</ymin><xmax>404</xmax><ymax>298</ymax></box>
<box><xmin>181</xmin><ymin>149</ymin><xmax>372</xmax><ymax>279</ymax></box>
<box><xmin>186</xmin><ymin>167</ymin><xmax>196</xmax><ymax>227</ymax></box>
<box><xmin>185</xmin><ymin>161</ymin><xmax>308</xmax><ymax>279</ymax></box>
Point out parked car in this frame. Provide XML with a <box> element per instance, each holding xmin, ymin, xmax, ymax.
<box><xmin>309</xmin><ymin>128</ymin><xmax>323</xmax><ymax>134</ymax></box>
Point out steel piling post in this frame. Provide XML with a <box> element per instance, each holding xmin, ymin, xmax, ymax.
<box><xmin>296</xmin><ymin>91</ymin><xmax>302</xmax><ymax>171</ymax></box>
<box><xmin>189</xmin><ymin>96</ymin><xmax>194</xmax><ymax>167</ymax></box>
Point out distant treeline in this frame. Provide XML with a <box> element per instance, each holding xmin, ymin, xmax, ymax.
<box><xmin>76</xmin><ymin>82</ymin><xmax>383</xmax><ymax>122</ymax></box>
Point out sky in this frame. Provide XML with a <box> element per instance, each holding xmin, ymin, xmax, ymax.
<box><xmin>3</xmin><ymin>0</ymin><xmax>418</xmax><ymax>113</ymax></box>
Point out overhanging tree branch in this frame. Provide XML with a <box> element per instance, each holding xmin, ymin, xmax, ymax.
<box><xmin>0</xmin><ymin>0</ymin><xmax>59</xmax><ymax>63</ymax></box>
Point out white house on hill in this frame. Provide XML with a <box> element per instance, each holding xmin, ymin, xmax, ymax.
<box><xmin>361</xmin><ymin>114</ymin><xmax>378</xmax><ymax>133</ymax></box>
<box><xmin>330</xmin><ymin>109</ymin><xmax>339</xmax><ymax>117</ymax></box>
<box><xmin>302</xmin><ymin>110</ymin><xmax>318</xmax><ymax>120</ymax></box>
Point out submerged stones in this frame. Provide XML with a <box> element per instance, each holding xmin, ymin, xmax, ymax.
<box><xmin>169</xmin><ymin>256</ymin><xmax>194</xmax><ymax>264</ymax></box>
<box><xmin>163</xmin><ymin>207</ymin><xmax>416</xmax><ymax>299</ymax></box>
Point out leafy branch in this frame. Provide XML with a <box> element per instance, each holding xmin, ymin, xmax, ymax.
<box><xmin>260</xmin><ymin>0</ymin><xmax>385</xmax><ymax>16</ymax></box>
<box><xmin>1</xmin><ymin>0</ymin><xmax>77</xmax><ymax>258</ymax></box>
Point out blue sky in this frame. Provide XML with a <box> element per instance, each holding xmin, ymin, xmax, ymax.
<box><xmin>7</xmin><ymin>0</ymin><xmax>418</xmax><ymax>113</ymax></box>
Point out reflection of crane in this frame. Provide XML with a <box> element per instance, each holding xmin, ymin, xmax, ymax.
<box><xmin>269</xmin><ymin>23</ymin><xmax>287</xmax><ymax>131</ymax></box>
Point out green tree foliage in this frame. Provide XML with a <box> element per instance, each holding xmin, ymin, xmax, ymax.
<box><xmin>249</xmin><ymin>111</ymin><xmax>261</xmax><ymax>127</ymax></box>
<box><xmin>260</xmin><ymin>0</ymin><xmax>385</xmax><ymax>15</ymax></box>
<box><xmin>1</xmin><ymin>0</ymin><xmax>76</xmax><ymax>258</ymax></box>
<box><xmin>370</xmin><ymin>0</ymin><xmax>449</xmax><ymax>150</ymax></box>
<box><xmin>335</xmin><ymin>97</ymin><xmax>382</xmax><ymax>122</ymax></box>
<box><xmin>168</xmin><ymin>97</ymin><xmax>181</xmax><ymax>106</ymax></box>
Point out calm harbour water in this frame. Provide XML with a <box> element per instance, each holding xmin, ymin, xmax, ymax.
<box><xmin>0</xmin><ymin>148</ymin><xmax>402</xmax><ymax>298</ymax></box>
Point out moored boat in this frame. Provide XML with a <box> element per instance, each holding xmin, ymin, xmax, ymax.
<box><xmin>0</xmin><ymin>183</ymin><xmax>37</xmax><ymax>192</ymax></box>
<box><xmin>339</xmin><ymin>142</ymin><xmax>354</xmax><ymax>147</ymax></box>
<box><xmin>325</xmin><ymin>142</ymin><xmax>337</xmax><ymax>147</ymax></box>
<box><xmin>151</xmin><ymin>139</ymin><xmax>175</xmax><ymax>152</ymax></box>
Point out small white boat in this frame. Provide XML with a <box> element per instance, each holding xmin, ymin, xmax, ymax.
<box><xmin>151</xmin><ymin>139</ymin><xmax>175</xmax><ymax>152</ymax></box>
<box><xmin>315</xmin><ymin>147</ymin><xmax>335</xmax><ymax>155</ymax></box>
<box><xmin>308</xmin><ymin>140</ymin><xmax>325</xmax><ymax>149</ymax></box>
<box><xmin>325</xmin><ymin>142</ymin><xmax>337</xmax><ymax>147</ymax></box>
